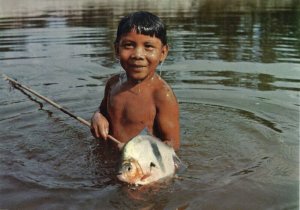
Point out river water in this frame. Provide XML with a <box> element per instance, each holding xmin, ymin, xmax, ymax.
<box><xmin>0</xmin><ymin>0</ymin><xmax>299</xmax><ymax>209</ymax></box>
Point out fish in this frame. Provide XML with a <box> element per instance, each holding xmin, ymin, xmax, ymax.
<box><xmin>117</xmin><ymin>134</ymin><xmax>180</xmax><ymax>185</ymax></box>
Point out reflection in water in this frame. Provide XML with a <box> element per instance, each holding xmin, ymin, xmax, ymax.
<box><xmin>162</xmin><ymin>70</ymin><xmax>300</xmax><ymax>91</ymax></box>
<box><xmin>0</xmin><ymin>0</ymin><xmax>299</xmax><ymax>64</ymax></box>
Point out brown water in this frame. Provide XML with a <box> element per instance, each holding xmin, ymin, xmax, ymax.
<box><xmin>0</xmin><ymin>0</ymin><xmax>299</xmax><ymax>209</ymax></box>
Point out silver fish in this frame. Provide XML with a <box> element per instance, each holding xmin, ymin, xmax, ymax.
<box><xmin>117</xmin><ymin>135</ymin><xmax>180</xmax><ymax>185</ymax></box>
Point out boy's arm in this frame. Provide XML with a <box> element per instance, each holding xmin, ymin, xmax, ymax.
<box><xmin>90</xmin><ymin>78</ymin><xmax>111</xmax><ymax>140</ymax></box>
<box><xmin>99</xmin><ymin>84</ymin><xmax>109</xmax><ymax>116</ymax></box>
<box><xmin>154</xmin><ymin>86</ymin><xmax>180</xmax><ymax>151</ymax></box>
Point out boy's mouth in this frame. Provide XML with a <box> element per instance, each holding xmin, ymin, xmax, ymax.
<box><xmin>129</xmin><ymin>64</ymin><xmax>147</xmax><ymax>70</ymax></box>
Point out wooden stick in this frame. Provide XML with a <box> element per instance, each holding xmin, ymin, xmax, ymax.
<box><xmin>3</xmin><ymin>74</ymin><xmax>121</xmax><ymax>145</ymax></box>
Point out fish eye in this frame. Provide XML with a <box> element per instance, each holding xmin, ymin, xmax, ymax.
<box><xmin>123</xmin><ymin>163</ymin><xmax>132</xmax><ymax>172</ymax></box>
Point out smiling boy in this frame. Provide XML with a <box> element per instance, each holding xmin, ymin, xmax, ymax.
<box><xmin>91</xmin><ymin>11</ymin><xmax>180</xmax><ymax>151</ymax></box>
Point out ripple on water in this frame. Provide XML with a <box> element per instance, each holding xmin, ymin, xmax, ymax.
<box><xmin>178</xmin><ymin>102</ymin><xmax>297</xmax><ymax>188</ymax></box>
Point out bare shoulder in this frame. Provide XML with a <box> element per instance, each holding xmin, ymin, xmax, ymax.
<box><xmin>153</xmin><ymin>75</ymin><xmax>178</xmax><ymax>105</ymax></box>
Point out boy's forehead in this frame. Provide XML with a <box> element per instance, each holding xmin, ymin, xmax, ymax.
<box><xmin>119</xmin><ymin>31</ymin><xmax>162</xmax><ymax>43</ymax></box>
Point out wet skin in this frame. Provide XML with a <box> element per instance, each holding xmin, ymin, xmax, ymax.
<box><xmin>91</xmin><ymin>31</ymin><xmax>180</xmax><ymax>151</ymax></box>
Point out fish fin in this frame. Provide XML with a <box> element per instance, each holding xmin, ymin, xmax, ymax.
<box><xmin>173</xmin><ymin>154</ymin><xmax>181</xmax><ymax>166</ymax></box>
<box><xmin>173</xmin><ymin>154</ymin><xmax>188</xmax><ymax>173</ymax></box>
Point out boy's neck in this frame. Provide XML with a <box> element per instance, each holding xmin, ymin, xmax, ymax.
<box><xmin>126</xmin><ymin>72</ymin><xmax>157</xmax><ymax>86</ymax></box>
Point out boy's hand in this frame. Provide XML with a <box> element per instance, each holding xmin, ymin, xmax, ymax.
<box><xmin>90</xmin><ymin>111</ymin><xmax>109</xmax><ymax>140</ymax></box>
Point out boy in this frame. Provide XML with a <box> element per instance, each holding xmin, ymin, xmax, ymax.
<box><xmin>90</xmin><ymin>11</ymin><xmax>180</xmax><ymax>151</ymax></box>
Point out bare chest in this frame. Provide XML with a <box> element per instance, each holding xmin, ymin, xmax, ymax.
<box><xmin>107</xmin><ymin>89</ymin><xmax>156</xmax><ymax>125</ymax></box>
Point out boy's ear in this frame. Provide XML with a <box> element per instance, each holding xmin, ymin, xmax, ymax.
<box><xmin>160</xmin><ymin>44</ymin><xmax>169</xmax><ymax>62</ymax></box>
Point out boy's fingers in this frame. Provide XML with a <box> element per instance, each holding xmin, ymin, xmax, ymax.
<box><xmin>94</xmin><ymin>126</ymin><xmax>100</xmax><ymax>138</ymax></box>
<box><xmin>90</xmin><ymin>113</ymin><xmax>109</xmax><ymax>140</ymax></box>
<box><xmin>91</xmin><ymin>126</ymin><xmax>99</xmax><ymax>138</ymax></box>
<box><xmin>100</xmin><ymin>131</ymin><xmax>107</xmax><ymax>140</ymax></box>
<box><xmin>101</xmin><ymin>126</ymin><xmax>109</xmax><ymax>140</ymax></box>
<box><xmin>92</xmin><ymin>122</ymin><xmax>101</xmax><ymax>138</ymax></box>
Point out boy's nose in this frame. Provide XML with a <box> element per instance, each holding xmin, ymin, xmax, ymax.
<box><xmin>131</xmin><ymin>47</ymin><xmax>145</xmax><ymax>59</ymax></box>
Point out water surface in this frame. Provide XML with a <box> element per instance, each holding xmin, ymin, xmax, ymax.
<box><xmin>0</xmin><ymin>0</ymin><xmax>299</xmax><ymax>209</ymax></box>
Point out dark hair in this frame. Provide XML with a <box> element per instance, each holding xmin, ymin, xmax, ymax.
<box><xmin>115</xmin><ymin>11</ymin><xmax>167</xmax><ymax>45</ymax></box>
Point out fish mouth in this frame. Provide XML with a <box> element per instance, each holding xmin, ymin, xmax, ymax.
<box><xmin>116</xmin><ymin>167</ymin><xmax>129</xmax><ymax>182</ymax></box>
<box><xmin>116</xmin><ymin>173</ymin><xmax>124</xmax><ymax>181</ymax></box>
<box><xmin>116</xmin><ymin>171</ymin><xmax>127</xmax><ymax>183</ymax></box>
<box><xmin>117</xmin><ymin>173</ymin><xmax>134</xmax><ymax>184</ymax></box>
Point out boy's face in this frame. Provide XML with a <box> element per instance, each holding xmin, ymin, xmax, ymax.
<box><xmin>115</xmin><ymin>30</ymin><xmax>168</xmax><ymax>81</ymax></box>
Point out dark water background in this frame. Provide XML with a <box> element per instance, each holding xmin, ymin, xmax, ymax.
<box><xmin>0</xmin><ymin>0</ymin><xmax>299</xmax><ymax>209</ymax></box>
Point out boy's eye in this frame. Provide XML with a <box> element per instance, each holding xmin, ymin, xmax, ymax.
<box><xmin>122</xmin><ymin>42</ymin><xmax>134</xmax><ymax>49</ymax></box>
<box><xmin>145</xmin><ymin>44</ymin><xmax>154</xmax><ymax>50</ymax></box>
